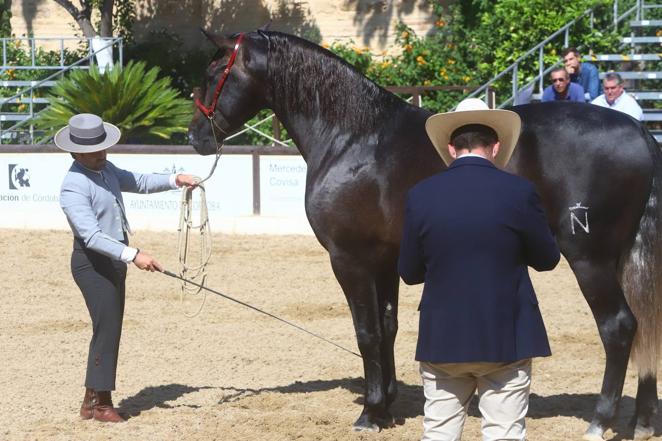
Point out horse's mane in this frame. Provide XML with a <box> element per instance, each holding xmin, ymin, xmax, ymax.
<box><xmin>265</xmin><ymin>32</ymin><xmax>408</xmax><ymax>132</ymax></box>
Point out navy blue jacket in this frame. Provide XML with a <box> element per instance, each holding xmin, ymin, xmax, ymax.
<box><xmin>398</xmin><ymin>156</ymin><xmax>560</xmax><ymax>363</ymax></box>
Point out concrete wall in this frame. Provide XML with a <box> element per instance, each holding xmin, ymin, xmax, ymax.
<box><xmin>10</xmin><ymin>0</ymin><xmax>451</xmax><ymax>52</ymax></box>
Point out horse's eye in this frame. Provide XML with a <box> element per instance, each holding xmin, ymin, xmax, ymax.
<box><xmin>208</xmin><ymin>60</ymin><xmax>227</xmax><ymax>73</ymax></box>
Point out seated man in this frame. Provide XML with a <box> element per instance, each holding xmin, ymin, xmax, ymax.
<box><xmin>591</xmin><ymin>72</ymin><xmax>643</xmax><ymax>121</ymax></box>
<box><xmin>541</xmin><ymin>67</ymin><xmax>585</xmax><ymax>102</ymax></box>
<box><xmin>562</xmin><ymin>47</ymin><xmax>601</xmax><ymax>100</ymax></box>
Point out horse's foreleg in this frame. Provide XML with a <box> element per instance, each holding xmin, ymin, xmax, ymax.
<box><xmin>376</xmin><ymin>267</ymin><xmax>399</xmax><ymax>408</ymax></box>
<box><xmin>329</xmin><ymin>251</ymin><xmax>393</xmax><ymax>432</ymax></box>
<box><xmin>570</xmin><ymin>259</ymin><xmax>637</xmax><ymax>441</ymax></box>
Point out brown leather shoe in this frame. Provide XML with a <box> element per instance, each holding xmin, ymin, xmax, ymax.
<box><xmin>79</xmin><ymin>388</ymin><xmax>96</xmax><ymax>420</ymax></box>
<box><xmin>93</xmin><ymin>391</ymin><xmax>126</xmax><ymax>423</ymax></box>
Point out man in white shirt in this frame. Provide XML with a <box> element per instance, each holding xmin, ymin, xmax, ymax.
<box><xmin>591</xmin><ymin>72</ymin><xmax>643</xmax><ymax>121</ymax></box>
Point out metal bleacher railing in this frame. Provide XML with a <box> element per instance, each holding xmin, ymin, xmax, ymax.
<box><xmin>0</xmin><ymin>36</ymin><xmax>123</xmax><ymax>144</ymax></box>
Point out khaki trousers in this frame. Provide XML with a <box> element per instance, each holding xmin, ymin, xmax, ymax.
<box><xmin>420</xmin><ymin>359</ymin><xmax>532</xmax><ymax>441</ymax></box>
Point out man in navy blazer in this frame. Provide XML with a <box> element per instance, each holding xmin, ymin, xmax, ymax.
<box><xmin>398</xmin><ymin>98</ymin><xmax>560</xmax><ymax>441</ymax></box>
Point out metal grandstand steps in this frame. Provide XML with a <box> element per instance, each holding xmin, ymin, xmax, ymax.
<box><xmin>629</xmin><ymin>91</ymin><xmax>662</xmax><ymax>99</ymax></box>
<box><xmin>622</xmin><ymin>36</ymin><xmax>662</xmax><ymax>43</ymax></box>
<box><xmin>587</xmin><ymin>9</ymin><xmax>662</xmax><ymax>141</ymax></box>
<box><xmin>600</xmin><ymin>71</ymin><xmax>662</xmax><ymax>79</ymax></box>
<box><xmin>630</xmin><ymin>19</ymin><xmax>662</xmax><ymax>26</ymax></box>
<box><xmin>588</xmin><ymin>54</ymin><xmax>662</xmax><ymax>61</ymax></box>
<box><xmin>643</xmin><ymin>109</ymin><xmax>662</xmax><ymax>121</ymax></box>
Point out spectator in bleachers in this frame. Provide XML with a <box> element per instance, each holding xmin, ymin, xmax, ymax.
<box><xmin>562</xmin><ymin>47</ymin><xmax>601</xmax><ymax>100</ymax></box>
<box><xmin>591</xmin><ymin>72</ymin><xmax>643</xmax><ymax>121</ymax></box>
<box><xmin>541</xmin><ymin>67</ymin><xmax>586</xmax><ymax>102</ymax></box>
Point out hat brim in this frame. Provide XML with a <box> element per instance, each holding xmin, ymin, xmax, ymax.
<box><xmin>54</xmin><ymin>122</ymin><xmax>121</xmax><ymax>153</ymax></box>
<box><xmin>425</xmin><ymin>109</ymin><xmax>522</xmax><ymax>168</ymax></box>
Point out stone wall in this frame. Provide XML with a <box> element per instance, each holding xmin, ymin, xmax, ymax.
<box><xmin>11</xmin><ymin>0</ymin><xmax>451</xmax><ymax>52</ymax></box>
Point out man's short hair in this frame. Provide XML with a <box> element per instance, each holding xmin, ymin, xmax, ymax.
<box><xmin>603</xmin><ymin>72</ymin><xmax>623</xmax><ymax>84</ymax></box>
<box><xmin>562</xmin><ymin>47</ymin><xmax>580</xmax><ymax>58</ymax></box>
<box><xmin>450</xmin><ymin>124</ymin><xmax>498</xmax><ymax>150</ymax></box>
<box><xmin>550</xmin><ymin>66</ymin><xmax>568</xmax><ymax>78</ymax></box>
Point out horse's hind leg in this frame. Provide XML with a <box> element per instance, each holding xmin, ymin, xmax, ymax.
<box><xmin>633</xmin><ymin>375</ymin><xmax>657</xmax><ymax>439</ymax></box>
<box><xmin>620</xmin><ymin>214</ymin><xmax>661</xmax><ymax>440</ymax></box>
<box><xmin>329</xmin><ymin>251</ymin><xmax>394</xmax><ymax>431</ymax></box>
<box><xmin>569</xmin><ymin>259</ymin><xmax>637</xmax><ymax>441</ymax></box>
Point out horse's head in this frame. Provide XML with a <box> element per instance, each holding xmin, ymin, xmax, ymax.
<box><xmin>188</xmin><ymin>30</ymin><xmax>270</xmax><ymax>155</ymax></box>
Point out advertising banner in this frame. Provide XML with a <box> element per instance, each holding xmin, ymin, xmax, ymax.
<box><xmin>0</xmin><ymin>153</ymin><xmax>312</xmax><ymax>234</ymax></box>
<box><xmin>259</xmin><ymin>155</ymin><xmax>307</xmax><ymax>217</ymax></box>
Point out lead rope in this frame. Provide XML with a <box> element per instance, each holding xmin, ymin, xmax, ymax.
<box><xmin>175</xmin><ymin>115</ymin><xmax>224</xmax><ymax>316</ymax></box>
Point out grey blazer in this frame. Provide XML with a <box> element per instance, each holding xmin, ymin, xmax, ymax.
<box><xmin>60</xmin><ymin>160</ymin><xmax>175</xmax><ymax>260</ymax></box>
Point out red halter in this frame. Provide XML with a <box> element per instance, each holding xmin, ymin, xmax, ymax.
<box><xmin>195</xmin><ymin>33</ymin><xmax>245</xmax><ymax>119</ymax></box>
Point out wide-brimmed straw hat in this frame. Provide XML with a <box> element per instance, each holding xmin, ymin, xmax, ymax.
<box><xmin>425</xmin><ymin>98</ymin><xmax>521</xmax><ymax>168</ymax></box>
<box><xmin>54</xmin><ymin>113</ymin><xmax>121</xmax><ymax>153</ymax></box>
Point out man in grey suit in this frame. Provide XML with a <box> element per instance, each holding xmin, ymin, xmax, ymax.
<box><xmin>56</xmin><ymin>114</ymin><xmax>198</xmax><ymax>422</ymax></box>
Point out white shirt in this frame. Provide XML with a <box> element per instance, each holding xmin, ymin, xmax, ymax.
<box><xmin>591</xmin><ymin>90</ymin><xmax>643</xmax><ymax>121</ymax></box>
<box><xmin>457</xmin><ymin>153</ymin><xmax>487</xmax><ymax>159</ymax></box>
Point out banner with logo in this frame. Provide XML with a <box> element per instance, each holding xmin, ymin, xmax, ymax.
<box><xmin>0</xmin><ymin>153</ymin><xmax>311</xmax><ymax>234</ymax></box>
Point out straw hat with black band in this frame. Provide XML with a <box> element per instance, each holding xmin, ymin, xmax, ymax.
<box><xmin>54</xmin><ymin>113</ymin><xmax>121</xmax><ymax>153</ymax></box>
<box><xmin>425</xmin><ymin>98</ymin><xmax>522</xmax><ymax>168</ymax></box>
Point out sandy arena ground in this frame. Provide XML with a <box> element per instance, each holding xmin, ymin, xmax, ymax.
<box><xmin>1</xmin><ymin>229</ymin><xmax>661</xmax><ymax>441</ymax></box>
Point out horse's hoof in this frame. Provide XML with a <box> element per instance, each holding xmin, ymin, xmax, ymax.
<box><xmin>352</xmin><ymin>422</ymin><xmax>380</xmax><ymax>432</ymax></box>
<box><xmin>352</xmin><ymin>411</ymin><xmax>392</xmax><ymax>432</ymax></box>
<box><xmin>582</xmin><ymin>425</ymin><xmax>605</xmax><ymax>441</ymax></box>
<box><xmin>634</xmin><ymin>424</ymin><xmax>654</xmax><ymax>440</ymax></box>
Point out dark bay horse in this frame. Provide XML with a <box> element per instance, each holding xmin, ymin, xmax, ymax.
<box><xmin>188</xmin><ymin>30</ymin><xmax>662</xmax><ymax>440</ymax></box>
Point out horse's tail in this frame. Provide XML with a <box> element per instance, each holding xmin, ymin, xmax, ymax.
<box><xmin>621</xmin><ymin>128</ymin><xmax>662</xmax><ymax>377</ymax></box>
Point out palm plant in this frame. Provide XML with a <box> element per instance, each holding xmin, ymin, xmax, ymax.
<box><xmin>34</xmin><ymin>60</ymin><xmax>192</xmax><ymax>143</ymax></box>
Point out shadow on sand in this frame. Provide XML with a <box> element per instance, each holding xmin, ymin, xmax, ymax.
<box><xmin>118</xmin><ymin>383</ymin><xmax>215</xmax><ymax>418</ymax></box>
<box><xmin>211</xmin><ymin>376</ymin><xmax>662</xmax><ymax>440</ymax></box>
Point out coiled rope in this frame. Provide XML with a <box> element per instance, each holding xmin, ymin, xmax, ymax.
<box><xmin>175</xmin><ymin>114</ymin><xmax>225</xmax><ymax>317</ymax></box>
<box><xmin>176</xmin><ymin>180</ymin><xmax>212</xmax><ymax>317</ymax></box>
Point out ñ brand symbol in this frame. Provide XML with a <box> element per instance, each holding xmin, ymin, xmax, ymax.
<box><xmin>8</xmin><ymin>164</ymin><xmax>30</xmax><ymax>190</ymax></box>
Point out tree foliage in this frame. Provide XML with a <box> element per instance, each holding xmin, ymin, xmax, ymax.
<box><xmin>0</xmin><ymin>0</ymin><xmax>11</xmax><ymax>38</ymax></box>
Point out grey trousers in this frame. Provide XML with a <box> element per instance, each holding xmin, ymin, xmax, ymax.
<box><xmin>71</xmin><ymin>238</ymin><xmax>127</xmax><ymax>391</ymax></box>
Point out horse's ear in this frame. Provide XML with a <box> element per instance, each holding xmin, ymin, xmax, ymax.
<box><xmin>258</xmin><ymin>21</ymin><xmax>272</xmax><ymax>31</ymax></box>
<box><xmin>200</xmin><ymin>28</ymin><xmax>232</xmax><ymax>49</ymax></box>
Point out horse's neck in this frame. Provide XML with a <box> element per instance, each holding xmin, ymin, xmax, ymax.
<box><xmin>270</xmin><ymin>109</ymin><xmax>329</xmax><ymax>160</ymax></box>
<box><xmin>267</xmin><ymin>64</ymin><xmax>414</xmax><ymax>161</ymax></box>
